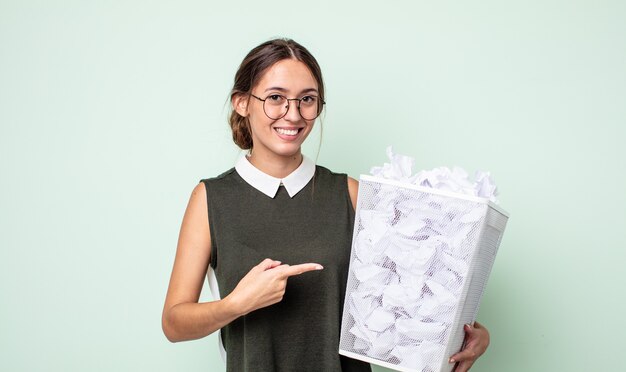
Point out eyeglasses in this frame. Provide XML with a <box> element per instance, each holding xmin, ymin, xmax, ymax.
<box><xmin>250</xmin><ymin>93</ymin><xmax>325</xmax><ymax>121</ymax></box>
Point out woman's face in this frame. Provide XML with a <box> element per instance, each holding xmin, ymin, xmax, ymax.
<box><xmin>236</xmin><ymin>58</ymin><xmax>319</xmax><ymax>159</ymax></box>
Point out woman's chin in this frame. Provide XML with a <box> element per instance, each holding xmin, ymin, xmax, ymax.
<box><xmin>272</xmin><ymin>145</ymin><xmax>303</xmax><ymax>158</ymax></box>
<box><xmin>271</xmin><ymin>138</ymin><xmax>309</xmax><ymax>156</ymax></box>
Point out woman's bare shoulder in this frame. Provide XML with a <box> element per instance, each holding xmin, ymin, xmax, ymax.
<box><xmin>347</xmin><ymin>176</ymin><xmax>358</xmax><ymax>211</ymax></box>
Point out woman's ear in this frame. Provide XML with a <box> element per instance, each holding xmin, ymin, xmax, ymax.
<box><xmin>232</xmin><ymin>94</ymin><xmax>249</xmax><ymax>117</ymax></box>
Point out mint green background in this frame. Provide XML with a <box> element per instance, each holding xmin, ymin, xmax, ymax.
<box><xmin>1</xmin><ymin>1</ymin><xmax>625</xmax><ymax>371</ymax></box>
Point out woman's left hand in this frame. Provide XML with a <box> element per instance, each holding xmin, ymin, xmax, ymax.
<box><xmin>448</xmin><ymin>321</ymin><xmax>490</xmax><ymax>372</ymax></box>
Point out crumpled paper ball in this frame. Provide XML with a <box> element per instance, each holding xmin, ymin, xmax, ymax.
<box><xmin>370</xmin><ymin>146</ymin><xmax>499</xmax><ymax>204</ymax></box>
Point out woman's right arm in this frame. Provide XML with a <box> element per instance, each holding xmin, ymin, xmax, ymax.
<box><xmin>161</xmin><ymin>182</ymin><xmax>242</xmax><ymax>342</ymax></box>
<box><xmin>162</xmin><ymin>182</ymin><xmax>322</xmax><ymax>343</ymax></box>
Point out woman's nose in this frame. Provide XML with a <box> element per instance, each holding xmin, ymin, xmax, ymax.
<box><xmin>283</xmin><ymin>99</ymin><xmax>303</xmax><ymax>121</ymax></box>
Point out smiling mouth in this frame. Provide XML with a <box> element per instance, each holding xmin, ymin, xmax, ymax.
<box><xmin>274</xmin><ymin>127</ymin><xmax>303</xmax><ymax>136</ymax></box>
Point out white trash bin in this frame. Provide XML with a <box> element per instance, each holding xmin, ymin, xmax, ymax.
<box><xmin>339</xmin><ymin>175</ymin><xmax>509</xmax><ymax>372</ymax></box>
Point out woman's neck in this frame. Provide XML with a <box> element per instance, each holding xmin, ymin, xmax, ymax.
<box><xmin>247</xmin><ymin>150</ymin><xmax>303</xmax><ymax>179</ymax></box>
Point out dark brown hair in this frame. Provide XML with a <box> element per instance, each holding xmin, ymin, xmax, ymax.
<box><xmin>229</xmin><ymin>38</ymin><xmax>325</xmax><ymax>150</ymax></box>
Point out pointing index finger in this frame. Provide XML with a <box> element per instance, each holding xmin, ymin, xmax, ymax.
<box><xmin>279</xmin><ymin>263</ymin><xmax>324</xmax><ymax>277</ymax></box>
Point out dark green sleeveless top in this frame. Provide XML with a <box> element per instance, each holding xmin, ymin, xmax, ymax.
<box><xmin>201</xmin><ymin>166</ymin><xmax>371</xmax><ymax>372</ymax></box>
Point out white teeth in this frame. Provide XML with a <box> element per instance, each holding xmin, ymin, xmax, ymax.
<box><xmin>276</xmin><ymin>128</ymin><xmax>299</xmax><ymax>136</ymax></box>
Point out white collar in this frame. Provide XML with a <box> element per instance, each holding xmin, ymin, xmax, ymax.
<box><xmin>235</xmin><ymin>154</ymin><xmax>315</xmax><ymax>198</ymax></box>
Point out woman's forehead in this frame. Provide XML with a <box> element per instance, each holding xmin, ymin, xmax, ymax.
<box><xmin>256</xmin><ymin>59</ymin><xmax>318</xmax><ymax>93</ymax></box>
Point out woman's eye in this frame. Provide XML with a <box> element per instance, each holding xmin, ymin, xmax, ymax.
<box><xmin>268</xmin><ymin>94</ymin><xmax>283</xmax><ymax>102</ymax></box>
<box><xmin>301</xmin><ymin>95</ymin><xmax>317</xmax><ymax>104</ymax></box>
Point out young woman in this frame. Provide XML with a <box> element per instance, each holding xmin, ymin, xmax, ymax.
<box><xmin>162</xmin><ymin>38</ymin><xmax>490</xmax><ymax>372</ymax></box>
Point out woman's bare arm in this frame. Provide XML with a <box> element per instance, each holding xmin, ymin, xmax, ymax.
<box><xmin>161</xmin><ymin>182</ymin><xmax>242</xmax><ymax>342</ymax></box>
<box><xmin>162</xmin><ymin>182</ymin><xmax>322</xmax><ymax>342</ymax></box>
<box><xmin>347</xmin><ymin>176</ymin><xmax>359</xmax><ymax>212</ymax></box>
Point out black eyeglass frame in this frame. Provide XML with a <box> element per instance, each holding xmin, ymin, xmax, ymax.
<box><xmin>249</xmin><ymin>93</ymin><xmax>326</xmax><ymax>120</ymax></box>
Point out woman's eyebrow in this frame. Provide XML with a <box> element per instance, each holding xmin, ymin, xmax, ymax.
<box><xmin>264</xmin><ymin>87</ymin><xmax>319</xmax><ymax>94</ymax></box>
